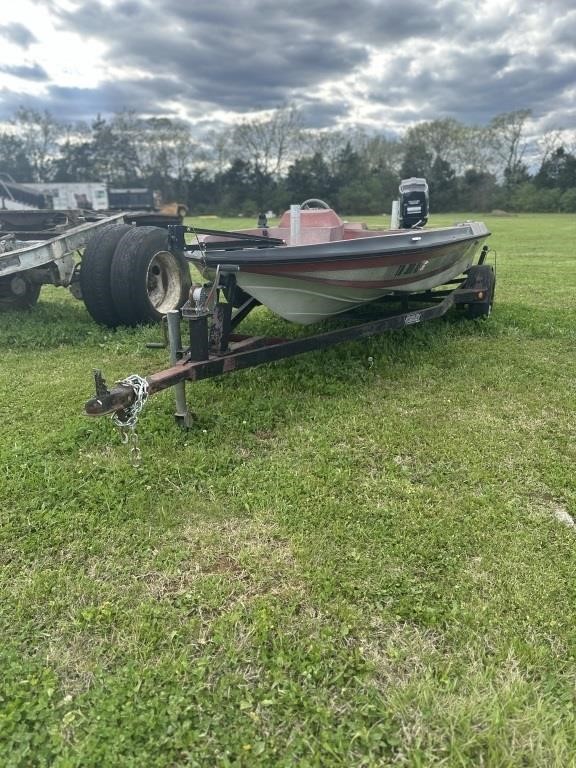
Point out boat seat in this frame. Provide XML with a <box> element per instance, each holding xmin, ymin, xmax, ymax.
<box><xmin>274</xmin><ymin>209</ymin><xmax>346</xmax><ymax>245</ymax></box>
<box><xmin>278</xmin><ymin>208</ymin><xmax>344</xmax><ymax>229</ymax></box>
<box><xmin>270</xmin><ymin>226</ymin><xmax>344</xmax><ymax>245</ymax></box>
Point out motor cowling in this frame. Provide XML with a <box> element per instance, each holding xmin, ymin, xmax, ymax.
<box><xmin>399</xmin><ymin>178</ymin><xmax>429</xmax><ymax>228</ymax></box>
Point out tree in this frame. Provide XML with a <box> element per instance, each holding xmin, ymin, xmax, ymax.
<box><xmin>135</xmin><ymin>116</ymin><xmax>200</xmax><ymax>193</ymax></box>
<box><xmin>217</xmin><ymin>158</ymin><xmax>258</xmax><ymax>214</ymax></box>
<box><xmin>457</xmin><ymin>169</ymin><xmax>498</xmax><ymax>212</ymax></box>
<box><xmin>332</xmin><ymin>143</ymin><xmax>368</xmax><ymax>188</ymax></box>
<box><xmin>187</xmin><ymin>169</ymin><xmax>218</xmax><ymax>214</ymax></box>
<box><xmin>560</xmin><ymin>188</ymin><xmax>576</xmax><ymax>213</ymax></box>
<box><xmin>403</xmin><ymin>119</ymin><xmax>470</xmax><ymax>175</ymax></box>
<box><xmin>354</xmin><ymin>133</ymin><xmax>403</xmax><ymax>175</ymax></box>
<box><xmin>487</xmin><ymin>109</ymin><xmax>532</xmax><ymax>182</ymax></box>
<box><xmin>222</xmin><ymin>107</ymin><xmax>303</xmax><ymax>209</ymax></box>
<box><xmin>428</xmin><ymin>156</ymin><xmax>458</xmax><ymax>211</ymax></box>
<box><xmin>536</xmin><ymin>130</ymin><xmax>563</xmax><ymax>166</ymax></box>
<box><xmin>400</xmin><ymin>141</ymin><xmax>433</xmax><ymax>180</ymax></box>
<box><xmin>534</xmin><ymin>147</ymin><xmax>576</xmax><ymax>191</ymax></box>
<box><xmin>301</xmin><ymin>129</ymin><xmax>349</xmax><ymax>175</ymax></box>
<box><xmin>229</xmin><ymin>105</ymin><xmax>303</xmax><ymax>179</ymax></box>
<box><xmin>502</xmin><ymin>162</ymin><xmax>531</xmax><ymax>190</ymax></box>
<box><xmin>0</xmin><ymin>133</ymin><xmax>34</xmax><ymax>181</ymax></box>
<box><xmin>88</xmin><ymin>115</ymin><xmax>140</xmax><ymax>185</ymax></box>
<box><xmin>284</xmin><ymin>152</ymin><xmax>334</xmax><ymax>204</ymax></box>
<box><xmin>51</xmin><ymin>140</ymin><xmax>97</xmax><ymax>182</ymax></box>
<box><xmin>11</xmin><ymin>107</ymin><xmax>63</xmax><ymax>181</ymax></box>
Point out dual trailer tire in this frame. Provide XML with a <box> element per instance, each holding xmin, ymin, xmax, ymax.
<box><xmin>80</xmin><ymin>224</ymin><xmax>191</xmax><ymax>328</ymax></box>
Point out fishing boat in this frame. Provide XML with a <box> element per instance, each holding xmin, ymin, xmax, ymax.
<box><xmin>182</xmin><ymin>191</ymin><xmax>490</xmax><ymax>325</ymax></box>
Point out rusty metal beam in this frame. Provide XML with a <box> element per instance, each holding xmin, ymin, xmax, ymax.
<box><xmin>84</xmin><ymin>291</ymin><xmax>459</xmax><ymax>418</ymax></box>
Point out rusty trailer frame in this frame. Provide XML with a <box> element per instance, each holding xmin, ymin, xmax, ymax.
<box><xmin>85</xmin><ymin>249</ymin><xmax>494</xmax><ymax>427</ymax></box>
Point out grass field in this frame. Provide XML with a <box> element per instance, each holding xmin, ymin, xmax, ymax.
<box><xmin>0</xmin><ymin>213</ymin><xmax>575</xmax><ymax>766</ymax></box>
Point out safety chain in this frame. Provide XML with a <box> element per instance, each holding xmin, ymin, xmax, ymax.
<box><xmin>111</xmin><ymin>374</ymin><xmax>150</xmax><ymax>466</ymax></box>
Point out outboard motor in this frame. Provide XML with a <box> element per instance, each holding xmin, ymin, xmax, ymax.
<box><xmin>399</xmin><ymin>177</ymin><xmax>429</xmax><ymax>228</ymax></box>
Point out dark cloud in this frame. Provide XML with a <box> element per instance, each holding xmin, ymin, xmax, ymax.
<box><xmin>0</xmin><ymin>79</ymin><xmax>183</xmax><ymax>121</ymax></box>
<box><xmin>369</xmin><ymin>44</ymin><xmax>576</xmax><ymax>126</ymax></box>
<box><xmin>0</xmin><ymin>22</ymin><xmax>37</xmax><ymax>48</ymax></box>
<box><xmin>540</xmin><ymin>106</ymin><xmax>576</xmax><ymax>129</ymax></box>
<box><xmin>298</xmin><ymin>99</ymin><xmax>351</xmax><ymax>129</ymax></box>
<box><xmin>1</xmin><ymin>0</ymin><xmax>575</xmax><ymax>133</ymax></box>
<box><xmin>0</xmin><ymin>23</ymin><xmax>36</xmax><ymax>48</ymax></box>
<box><xmin>0</xmin><ymin>63</ymin><xmax>48</xmax><ymax>82</ymax></box>
<box><xmin>552</xmin><ymin>9</ymin><xmax>576</xmax><ymax>47</ymax></box>
<box><xmin>55</xmin><ymin>0</ymin><xmax>369</xmax><ymax>111</ymax></box>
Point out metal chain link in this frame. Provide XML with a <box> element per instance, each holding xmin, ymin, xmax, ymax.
<box><xmin>111</xmin><ymin>374</ymin><xmax>149</xmax><ymax>465</ymax></box>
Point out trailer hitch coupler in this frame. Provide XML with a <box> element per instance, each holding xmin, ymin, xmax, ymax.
<box><xmin>85</xmin><ymin>370</ymin><xmax>137</xmax><ymax>416</ymax></box>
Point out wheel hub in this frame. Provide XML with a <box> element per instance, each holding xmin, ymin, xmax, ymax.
<box><xmin>10</xmin><ymin>276</ymin><xmax>27</xmax><ymax>296</ymax></box>
<box><xmin>146</xmin><ymin>250</ymin><xmax>182</xmax><ymax>313</ymax></box>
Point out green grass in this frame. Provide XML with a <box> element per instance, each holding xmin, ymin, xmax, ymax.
<box><xmin>0</xmin><ymin>213</ymin><xmax>575</xmax><ymax>766</ymax></box>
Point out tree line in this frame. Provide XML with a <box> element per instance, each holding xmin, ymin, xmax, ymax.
<box><xmin>0</xmin><ymin>106</ymin><xmax>575</xmax><ymax>214</ymax></box>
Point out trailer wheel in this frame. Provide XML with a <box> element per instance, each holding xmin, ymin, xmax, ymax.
<box><xmin>80</xmin><ymin>223</ymin><xmax>133</xmax><ymax>327</ymax></box>
<box><xmin>110</xmin><ymin>226</ymin><xmax>191</xmax><ymax>326</ymax></box>
<box><xmin>0</xmin><ymin>274</ymin><xmax>41</xmax><ymax>310</ymax></box>
<box><xmin>465</xmin><ymin>265</ymin><xmax>495</xmax><ymax>319</ymax></box>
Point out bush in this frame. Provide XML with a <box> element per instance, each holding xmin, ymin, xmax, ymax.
<box><xmin>509</xmin><ymin>183</ymin><xmax>540</xmax><ymax>212</ymax></box>
<box><xmin>510</xmin><ymin>184</ymin><xmax>564</xmax><ymax>212</ymax></box>
<box><xmin>559</xmin><ymin>188</ymin><xmax>576</xmax><ymax>213</ymax></box>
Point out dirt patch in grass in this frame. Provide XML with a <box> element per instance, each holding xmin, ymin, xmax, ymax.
<box><xmin>142</xmin><ymin>517</ymin><xmax>307</xmax><ymax>603</ymax></box>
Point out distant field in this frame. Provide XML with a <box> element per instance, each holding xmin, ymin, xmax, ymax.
<box><xmin>0</xmin><ymin>213</ymin><xmax>575</xmax><ymax>766</ymax></box>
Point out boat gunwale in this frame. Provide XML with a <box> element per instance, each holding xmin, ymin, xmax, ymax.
<box><xmin>195</xmin><ymin>226</ymin><xmax>491</xmax><ymax>269</ymax></box>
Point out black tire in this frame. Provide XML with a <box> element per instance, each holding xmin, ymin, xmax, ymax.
<box><xmin>0</xmin><ymin>273</ymin><xmax>41</xmax><ymax>309</ymax></box>
<box><xmin>80</xmin><ymin>223</ymin><xmax>133</xmax><ymax>327</ymax></box>
<box><xmin>464</xmin><ymin>265</ymin><xmax>495</xmax><ymax>319</ymax></box>
<box><xmin>110</xmin><ymin>226</ymin><xmax>191</xmax><ymax>326</ymax></box>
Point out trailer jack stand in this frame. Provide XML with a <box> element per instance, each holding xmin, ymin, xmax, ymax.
<box><xmin>166</xmin><ymin>310</ymin><xmax>194</xmax><ymax>428</ymax></box>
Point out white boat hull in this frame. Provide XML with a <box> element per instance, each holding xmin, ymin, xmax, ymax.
<box><xmin>236</xmin><ymin>241</ymin><xmax>480</xmax><ymax>324</ymax></box>
<box><xmin>194</xmin><ymin>215</ymin><xmax>491</xmax><ymax>325</ymax></box>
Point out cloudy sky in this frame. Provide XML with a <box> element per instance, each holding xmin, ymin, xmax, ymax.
<box><xmin>0</xmin><ymin>0</ymin><xmax>574</xmax><ymax>137</ymax></box>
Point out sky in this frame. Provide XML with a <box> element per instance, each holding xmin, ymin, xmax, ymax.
<box><xmin>0</xmin><ymin>0</ymin><xmax>575</xmax><ymax>140</ymax></box>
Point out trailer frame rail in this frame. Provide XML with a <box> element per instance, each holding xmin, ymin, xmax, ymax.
<box><xmin>85</xmin><ymin>254</ymin><xmax>495</xmax><ymax>426</ymax></box>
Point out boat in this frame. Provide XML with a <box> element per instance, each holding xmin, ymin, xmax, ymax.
<box><xmin>182</xmin><ymin>193</ymin><xmax>490</xmax><ymax>325</ymax></box>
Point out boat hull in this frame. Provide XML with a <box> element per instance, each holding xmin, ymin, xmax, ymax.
<box><xmin>193</xmin><ymin>220</ymin><xmax>490</xmax><ymax>325</ymax></box>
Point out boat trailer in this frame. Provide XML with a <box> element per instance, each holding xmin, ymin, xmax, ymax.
<box><xmin>85</xmin><ymin>246</ymin><xmax>494</xmax><ymax>429</ymax></box>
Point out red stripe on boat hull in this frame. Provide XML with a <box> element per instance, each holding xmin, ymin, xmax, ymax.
<box><xmin>240</xmin><ymin>241</ymin><xmax>472</xmax><ymax>275</ymax></box>
<box><xmin>259</xmin><ymin>262</ymin><xmax>454</xmax><ymax>289</ymax></box>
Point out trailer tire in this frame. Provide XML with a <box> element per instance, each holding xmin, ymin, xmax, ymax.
<box><xmin>0</xmin><ymin>274</ymin><xmax>41</xmax><ymax>310</ymax></box>
<box><xmin>80</xmin><ymin>223</ymin><xmax>133</xmax><ymax>327</ymax></box>
<box><xmin>110</xmin><ymin>226</ymin><xmax>191</xmax><ymax>326</ymax></box>
<box><xmin>465</xmin><ymin>265</ymin><xmax>495</xmax><ymax>319</ymax></box>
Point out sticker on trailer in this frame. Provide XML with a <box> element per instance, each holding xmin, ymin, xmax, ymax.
<box><xmin>404</xmin><ymin>312</ymin><xmax>422</xmax><ymax>325</ymax></box>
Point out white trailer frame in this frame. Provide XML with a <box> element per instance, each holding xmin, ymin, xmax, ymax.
<box><xmin>0</xmin><ymin>212</ymin><xmax>126</xmax><ymax>288</ymax></box>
